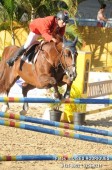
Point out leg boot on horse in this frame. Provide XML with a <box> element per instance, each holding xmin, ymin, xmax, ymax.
<box><xmin>7</xmin><ymin>46</ymin><xmax>26</xmax><ymax>67</ymax></box>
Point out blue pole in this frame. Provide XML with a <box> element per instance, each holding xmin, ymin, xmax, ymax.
<box><xmin>75</xmin><ymin>98</ymin><xmax>112</xmax><ymax>104</ymax></box>
<box><xmin>75</xmin><ymin>125</ymin><xmax>112</xmax><ymax>137</ymax></box>
<box><xmin>0</xmin><ymin>97</ymin><xmax>112</xmax><ymax>104</ymax></box>
<box><xmin>0</xmin><ymin>154</ymin><xmax>112</xmax><ymax>161</ymax></box>
<box><xmin>16</xmin><ymin>155</ymin><xmax>56</xmax><ymax>161</ymax></box>
<box><xmin>0</xmin><ymin>119</ymin><xmax>112</xmax><ymax>145</ymax></box>
<box><xmin>0</xmin><ymin>112</ymin><xmax>112</xmax><ymax>137</ymax></box>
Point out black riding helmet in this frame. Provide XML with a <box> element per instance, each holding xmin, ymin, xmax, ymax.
<box><xmin>56</xmin><ymin>11</ymin><xmax>69</xmax><ymax>23</ymax></box>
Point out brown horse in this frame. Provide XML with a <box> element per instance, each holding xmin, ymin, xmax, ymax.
<box><xmin>0</xmin><ymin>36</ymin><xmax>78</xmax><ymax>113</ymax></box>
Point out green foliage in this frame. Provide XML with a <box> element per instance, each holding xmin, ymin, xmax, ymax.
<box><xmin>36</xmin><ymin>5</ymin><xmax>49</xmax><ymax>17</ymax></box>
<box><xmin>49</xmin><ymin>102</ymin><xmax>62</xmax><ymax>111</ymax></box>
<box><xmin>0</xmin><ymin>0</ymin><xmax>84</xmax><ymax>47</ymax></box>
<box><xmin>48</xmin><ymin>87</ymin><xmax>64</xmax><ymax>111</ymax></box>
<box><xmin>58</xmin><ymin>1</ymin><xmax>68</xmax><ymax>10</ymax></box>
<box><xmin>66</xmin><ymin>24</ymin><xmax>83</xmax><ymax>49</ymax></box>
<box><xmin>0</xmin><ymin>22</ymin><xmax>10</xmax><ymax>31</ymax></box>
<box><xmin>28</xmin><ymin>0</ymin><xmax>41</xmax><ymax>8</ymax></box>
<box><xmin>0</xmin><ymin>21</ymin><xmax>24</xmax><ymax>31</ymax></box>
<box><xmin>36</xmin><ymin>0</ymin><xmax>69</xmax><ymax>17</ymax></box>
<box><xmin>3</xmin><ymin>0</ymin><xmax>16</xmax><ymax>20</ymax></box>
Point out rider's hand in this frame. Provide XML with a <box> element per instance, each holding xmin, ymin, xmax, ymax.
<box><xmin>51</xmin><ymin>38</ymin><xmax>57</xmax><ymax>43</ymax></box>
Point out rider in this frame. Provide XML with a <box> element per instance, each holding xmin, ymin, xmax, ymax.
<box><xmin>7</xmin><ymin>11</ymin><xmax>69</xmax><ymax>67</ymax></box>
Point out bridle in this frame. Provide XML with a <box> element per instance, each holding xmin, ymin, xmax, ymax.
<box><xmin>40</xmin><ymin>42</ymin><xmax>77</xmax><ymax>76</ymax></box>
<box><xmin>53</xmin><ymin>43</ymin><xmax>76</xmax><ymax>73</ymax></box>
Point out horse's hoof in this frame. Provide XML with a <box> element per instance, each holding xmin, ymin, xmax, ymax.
<box><xmin>55</xmin><ymin>93</ymin><xmax>62</xmax><ymax>100</ymax></box>
<box><xmin>59</xmin><ymin>94</ymin><xmax>63</xmax><ymax>100</ymax></box>
<box><xmin>64</xmin><ymin>95</ymin><xmax>70</xmax><ymax>99</ymax></box>
<box><xmin>20</xmin><ymin>110</ymin><xmax>27</xmax><ymax>115</ymax></box>
<box><xmin>61</xmin><ymin>95</ymin><xmax>64</xmax><ymax>99</ymax></box>
<box><xmin>1</xmin><ymin>105</ymin><xmax>9</xmax><ymax>112</ymax></box>
<box><xmin>50</xmin><ymin>78</ymin><xmax>56</xmax><ymax>85</ymax></box>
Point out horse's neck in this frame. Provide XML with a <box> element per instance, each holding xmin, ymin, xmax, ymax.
<box><xmin>43</xmin><ymin>41</ymin><xmax>62</xmax><ymax>53</ymax></box>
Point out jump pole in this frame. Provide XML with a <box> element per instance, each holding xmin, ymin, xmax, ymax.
<box><xmin>0</xmin><ymin>154</ymin><xmax>112</xmax><ymax>161</ymax></box>
<box><xmin>0</xmin><ymin>97</ymin><xmax>112</xmax><ymax>104</ymax></box>
<box><xmin>0</xmin><ymin>112</ymin><xmax>112</xmax><ymax>137</ymax></box>
<box><xmin>0</xmin><ymin>119</ymin><xmax>112</xmax><ymax>145</ymax></box>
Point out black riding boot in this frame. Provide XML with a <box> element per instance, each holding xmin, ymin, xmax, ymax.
<box><xmin>7</xmin><ymin>46</ymin><xmax>26</xmax><ymax>67</ymax></box>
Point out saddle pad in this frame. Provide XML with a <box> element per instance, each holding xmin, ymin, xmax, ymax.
<box><xmin>21</xmin><ymin>50</ymin><xmax>40</xmax><ymax>64</ymax></box>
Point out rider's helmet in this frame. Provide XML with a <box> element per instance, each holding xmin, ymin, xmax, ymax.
<box><xmin>56</xmin><ymin>11</ymin><xmax>69</xmax><ymax>23</ymax></box>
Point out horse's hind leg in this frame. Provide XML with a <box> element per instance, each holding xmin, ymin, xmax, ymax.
<box><xmin>1</xmin><ymin>90</ymin><xmax>10</xmax><ymax>112</ymax></box>
<box><xmin>20</xmin><ymin>83</ymin><xmax>35</xmax><ymax>115</ymax></box>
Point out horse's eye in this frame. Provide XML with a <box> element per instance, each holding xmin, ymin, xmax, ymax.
<box><xmin>65</xmin><ymin>55</ymin><xmax>68</xmax><ymax>57</ymax></box>
<box><xmin>65</xmin><ymin>51</ymin><xmax>71</xmax><ymax>57</ymax></box>
<box><xmin>68</xmin><ymin>51</ymin><xmax>71</xmax><ymax>55</ymax></box>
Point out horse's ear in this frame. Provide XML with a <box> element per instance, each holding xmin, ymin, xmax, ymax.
<box><xmin>73</xmin><ymin>36</ymin><xmax>78</xmax><ymax>46</ymax></box>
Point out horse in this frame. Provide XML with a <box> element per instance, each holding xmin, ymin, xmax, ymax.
<box><xmin>0</xmin><ymin>35</ymin><xmax>78</xmax><ymax>114</ymax></box>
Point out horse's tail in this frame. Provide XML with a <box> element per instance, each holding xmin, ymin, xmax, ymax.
<box><xmin>0</xmin><ymin>45</ymin><xmax>19</xmax><ymax>94</ymax></box>
<box><xmin>0</xmin><ymin>59</ymin><xmax>9</xmax><ymax>93</ymax></box>
<box><xmin>0</xmin><ymin>58</ymin><xmax>6</xmax><ymax>80</ymax></box>
<box><xmin>0</xmin><ymin>45</ymin><xmax>10</xmax><ymax>80</ymax></box>
<box><xmin>0</xmin><ymin>50</ymin><xmax>13</xmax><ymax>94</ymax></box>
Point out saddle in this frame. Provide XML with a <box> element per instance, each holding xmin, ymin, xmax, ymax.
<box><xmin>19</xmin><ymin>41</ymin><xmax>47</xmax><ymax>70</ymax></box>
<box><xmin>24</xmin><ymin>41</ymin><xmax>45</xmax><ymax>63</ymax></box>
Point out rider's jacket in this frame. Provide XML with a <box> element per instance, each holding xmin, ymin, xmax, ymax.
<box><xmin>29</xmin><ymin>16</ymin><xmax>65</xmax><ymax>41</ymax></box>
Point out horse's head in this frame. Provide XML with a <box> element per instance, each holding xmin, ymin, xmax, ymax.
<box><xmin>61</xmin><ymin>37</ymin><xmax>78</xmax><ymax>81</ymax></box>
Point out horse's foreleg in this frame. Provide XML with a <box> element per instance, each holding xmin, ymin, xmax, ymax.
<box><xmin>64</xmin><ymin>84</ymin><xmax>72</xmax><ymax>98</ymax></box>
<box><xmin>39</xmin><ymin>75</ymin><xmax>62</xmax><ymax>99</ymax></box>
<box><xmin>39</xmin><ymin>75</ymin><xmax>57</xmax><ymax>86</ymax></box>
<box><xmin>62</xmin><ymin>75</ymin><xmax>72</xmax><ymax>98</ymax></box>
<box><xmin>52</xmin><ymin>85</ymin><xmax>62</xmax><ymax>99</ymax></box>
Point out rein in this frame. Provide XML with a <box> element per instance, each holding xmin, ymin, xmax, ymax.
<box><xmin>32</xmin><ymin>42</ymin><xmax>76</xmax><ymax>83</ymax></box>
<box><xmin>39</xmin><ymin>43</ymin><xmax>62</xmax><ymax>72</ymax></box>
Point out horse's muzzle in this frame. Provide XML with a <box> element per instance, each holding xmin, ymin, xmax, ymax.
<box><xmin>69</xmin><ymin>72</ymin><xmax>77</xmax><ymax>81</ymax></box>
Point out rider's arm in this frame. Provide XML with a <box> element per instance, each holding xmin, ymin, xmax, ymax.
<box><xmin>39</xmin><ymin>16</ymin><xmax>65</xmax><ymax>42</ymax></box>
<box><xmin>100</xmin><ymin>14</ymin><xmax>108</xmax><ymax>22</ymax></box>
<box><xmin>40</xmin><ymin>17</ymin><xmax>56</xmax><ymax>42</ymax></box>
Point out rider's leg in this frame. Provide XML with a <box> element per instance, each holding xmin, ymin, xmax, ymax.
<box><xmin>7</xmin><ymin>46</ymin><xmax>26</xmax><ymax>67</ymax></box>
<box><xmin>7</xmin><ymin>32</ymin><xmax>40</xmax><ymax>67</ymax></box>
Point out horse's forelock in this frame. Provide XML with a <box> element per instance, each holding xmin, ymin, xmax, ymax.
<box><xmin>63</xmin><ymin>41</ymin><xmax>76</xmax><ymax>54</ymax></box>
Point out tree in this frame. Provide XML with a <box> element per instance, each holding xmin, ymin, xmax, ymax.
<box><xmin>0</xmin><ymin>0</ymin><xmax>85</xmax><ymax>48</ymax></box>
<box><xmin>0</xmin><ymin>0</ymin><xmax>17</xmax><ymax>44</ymax></box>
<box><xmin>17</xmin><ymin>0</ymin><xmax>69</xmax><ymax>19</ymax></box>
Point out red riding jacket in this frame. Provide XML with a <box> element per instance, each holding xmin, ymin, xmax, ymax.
<box><xmin>29</xmin><ymin>16</ymin><xmax>65</xmax><ymax>42</ymax></box>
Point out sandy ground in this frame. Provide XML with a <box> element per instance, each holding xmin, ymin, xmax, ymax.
<box><xmin>0</xmin><ymin>103</ymin><xmax>112</xmax><ymax>170</ymax></box>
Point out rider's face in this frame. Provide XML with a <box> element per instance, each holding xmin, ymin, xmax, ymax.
<box><xmin>57</xmin><ymin>19</ymin><xmax>66</xmax><ymax>27</ymax></box>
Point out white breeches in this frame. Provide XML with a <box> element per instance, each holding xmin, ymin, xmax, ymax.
<box><xmin>24</xmin><ymin>32</ymin><xmax>41</xmax><ymax>49</ymax></box>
